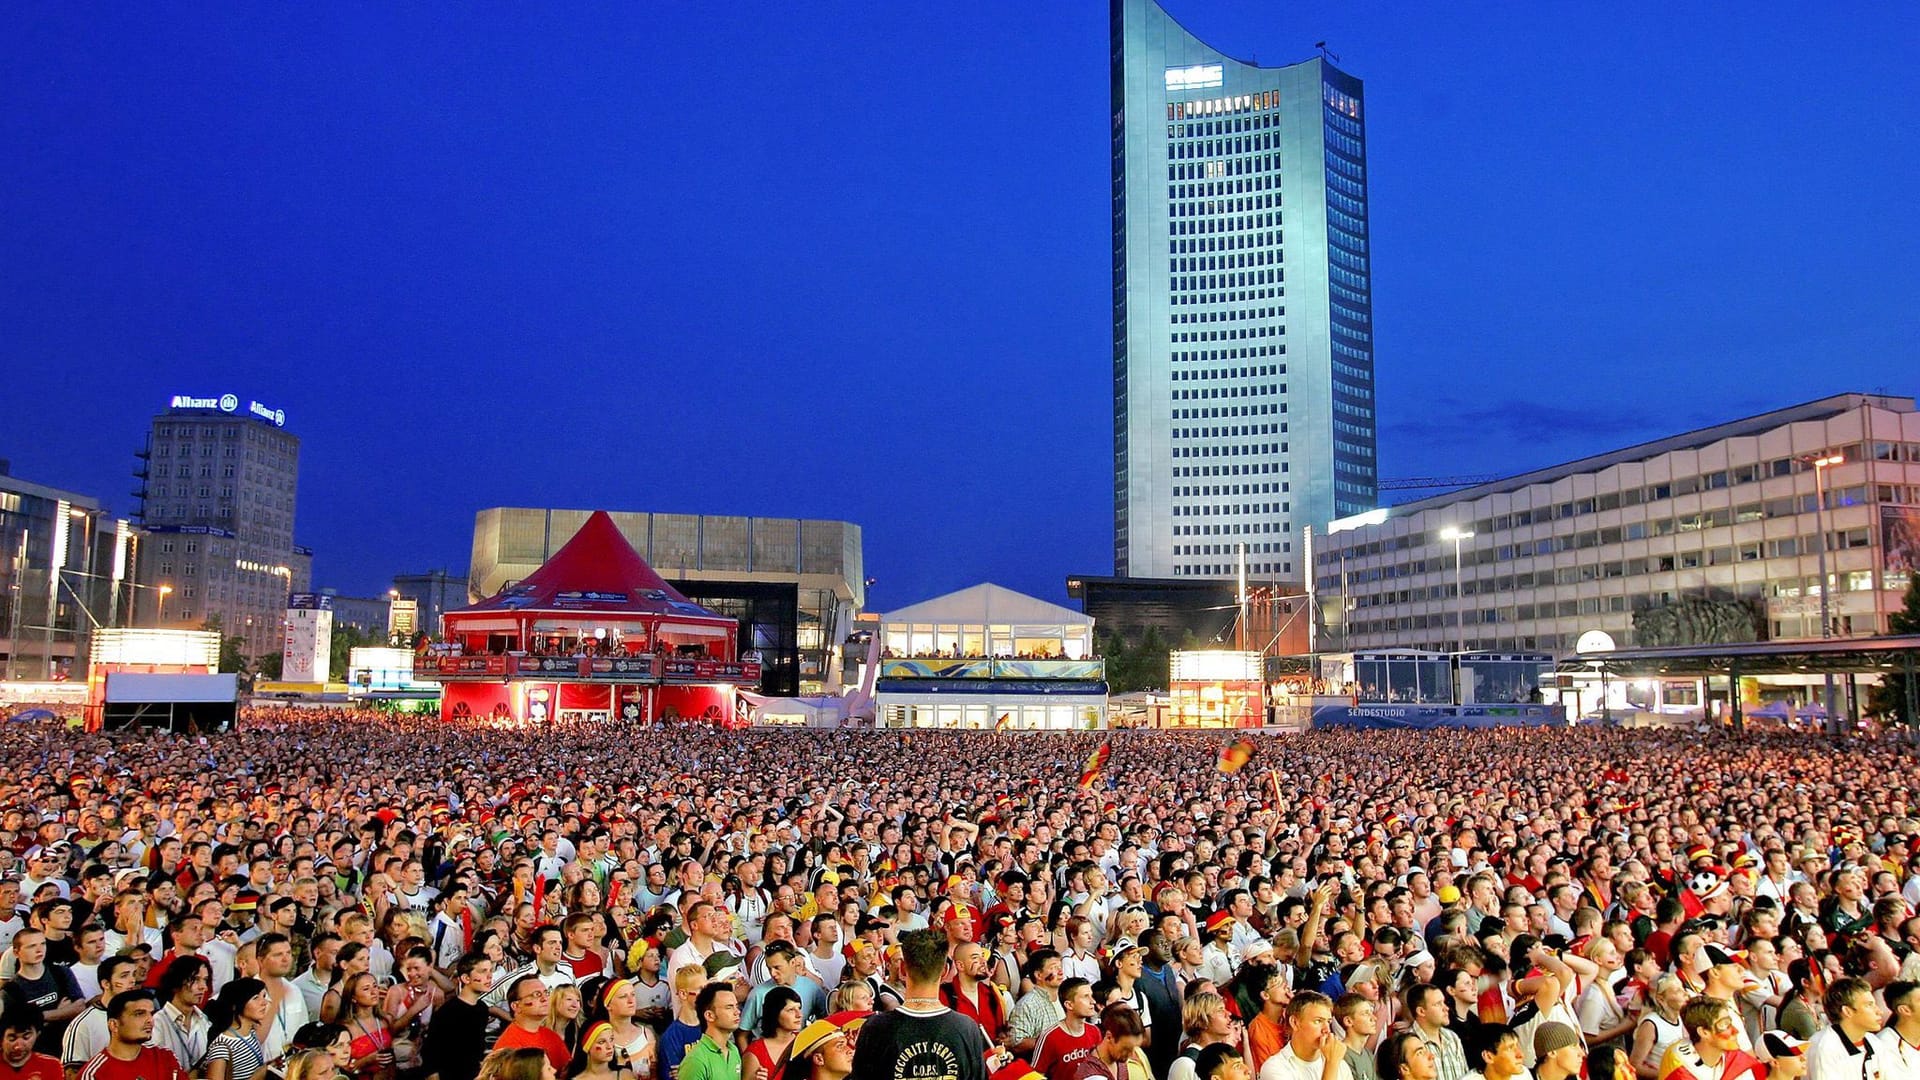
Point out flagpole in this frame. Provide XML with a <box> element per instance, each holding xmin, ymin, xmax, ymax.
<box><xmin>1236</xmin><ymin>544</ymin><xmax>1248</xmax><ymax>653</ymax></box>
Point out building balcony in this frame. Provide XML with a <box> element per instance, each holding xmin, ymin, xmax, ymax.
<box><xmin>877</xmin><ymin>657</ymin><xmax>1105</xmax><ymax>681</ymax></box>
<box><xmin>413</xmin><ymin>652</ymin><xmax>761</xmax><ymax>685</ymax></box>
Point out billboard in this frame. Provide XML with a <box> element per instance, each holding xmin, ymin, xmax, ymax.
<box><xmin>1883</xmin><ymin>505</ymin><xmax>1920</xmax><ymax>575</ymax></box>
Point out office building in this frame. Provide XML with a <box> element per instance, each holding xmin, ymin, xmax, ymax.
<box><xmin>133</xmin><ymin>394</ymin><xmax>311</xmax><ymax>658</ymax></box>
<box><xmin>393</xmin><ymin>569</ymin><xmax>467</xmax><ymax>640</ymax></box>
<box><xmin>0</xmin><ymin>463</ymin><xmax>131</xmax><ymax>679</ymax></box>
<box><xmin>317</xmin><ymin>591</ymin><xmax>390</xmax><ymax>639</ymax></box>
<box><xmin>1313</xmin><ymin>394</ymin><xmax>1920</xmax><ymax>655</ymax></box>
<box><xmin>1111</xmin><ymin>0</ymin><xmax>1378</xmax><ymax>581</ymax></box>
<box><xmin>468</xmin><ymin>508</ymin><xmax>864</xmax><ymax>696</ymax></box>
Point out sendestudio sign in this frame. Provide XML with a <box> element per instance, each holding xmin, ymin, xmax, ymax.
<box><xmin>168</xmin><ymin>394</ymin><xmax>286</xmax><ymax>427</ymax></box>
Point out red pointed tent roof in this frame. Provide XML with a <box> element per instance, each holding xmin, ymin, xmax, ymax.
<box><xmin>452</xmin><ymin>511</ymin><xmax>730</xmax><ymax>622</ymax></box>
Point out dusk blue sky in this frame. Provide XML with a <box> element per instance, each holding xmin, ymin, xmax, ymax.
<box><xmin>4</xmin><ymin>4</ymin><xmax>1916</xmax><ymax>608</ymax></box>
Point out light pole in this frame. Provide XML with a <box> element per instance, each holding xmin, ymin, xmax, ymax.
<box><xmin>1808</xmin><ymin>453</ymin><xmax>1843</xmax><ymax>735</ymax></box>
<box><xmin>1440</xmin><ymin>527</ymin><xmax>1474</xmax><ymax>654</ymax></box>
<box><xmin>157</xmin><ymin>584</ymin><xmax>173</xmax><ymax>625</ymax></box>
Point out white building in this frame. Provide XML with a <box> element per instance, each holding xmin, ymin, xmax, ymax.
<box><xmin>874</xmin><ymin>583</ymin><xmax>1108</xmax><ymax>730</ymax></box>
<box><xmin>1313</xmin><ymin>393</ymin><xmax>1920</xmax><ymax>655</ymax></box>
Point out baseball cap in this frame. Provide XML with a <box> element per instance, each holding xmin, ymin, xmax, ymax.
<box><xmin>1437</xmin><ymin>885</ymin><xmax>1462</xmax><ymax>905</ymax></box>
<box><xmin>702</xmin><ymin>952</ymin><xmax>743</xmax><ymax>978</ymax></box>
<box><xmin>1760</xmin><ymin>1031</ymin><xmax>1807</xmax><ymax>1059</ymax></box>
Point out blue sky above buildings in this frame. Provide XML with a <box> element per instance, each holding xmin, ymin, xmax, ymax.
<box><xmin>2</xmin><ymin>3</ymin><xmax>1915</xmax><ymax>607</ymax></box>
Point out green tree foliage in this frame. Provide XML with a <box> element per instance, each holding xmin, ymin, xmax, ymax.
<box><xmin>1101</xmin><ymin>626</ymin><xmax>1172</xmax><ymax>693</ymax></box>
<box><xmin>1866</xmin><ymin>575</ymin><xmax>1920</xmax><ymax>726</ymax></box>
<box><xmin>328</xmin><ymin>623</ymin><xmax>383</xmax><ymax>682</ymax></box>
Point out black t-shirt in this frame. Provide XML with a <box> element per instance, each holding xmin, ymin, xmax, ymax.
<box><xmin>3</xmin><ymin>965</ymin><xmax>80</xmax><ymax>1053</ymax></box>
<box><xmin>850</xmin><ymin>1004</ymin><xmax>988</xmax><ymax>1080</ymax></box>
<box><xmin>422</xmin><ymin>995</ymin><xmax>491</xmax><ymax>1080</ymax></box>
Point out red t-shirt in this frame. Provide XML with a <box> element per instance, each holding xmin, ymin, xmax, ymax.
<box><xmin>1033</xmin><ymin>1021</ymin><xmax>1102</xmax><ymax>1080</ymax></box>
<box><xmin>1643</xmin><ymin>930</ymin><xmax>1673</xmax><ymax>967</ymax></box>
<box><xmin>0</xmin><ymin>1053</ymin><xmax>64</xmax><ymax>1080</ymax></box>
<box><xmin>78</xmin><ymin>1047</ymin><xmax>188</xmax><ymax>1080</ymax></box>
<box><xmin>564</xmin><ymin>952</ymin><xmax>605</xmax><ymax>980</ymax></box>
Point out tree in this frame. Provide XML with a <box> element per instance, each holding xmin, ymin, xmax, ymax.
<box><xmin>329</xmin><ymin>623</ymin><xmax>383</xmax><ymax>682</ymax></box>
<box><xmin>253</xmin><ymin>651</ymin><xmax>283</xmax><ymax>681</ymax></box>
<box><xmin>1867</xmin><ymin>574</ymin><xmax>1920</xmax><ymax>727</ymax></box>
<box><xmin>199</xmin><ymin>614</ymin><xmax>250</xmax><ymax>675</ymax></box>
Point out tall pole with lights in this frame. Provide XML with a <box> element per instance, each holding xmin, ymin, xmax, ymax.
<box><xmin>1440</xmin><ymin>527</ymin><xmax>1474</xmax><ymax>654</ymax></box>
<box><xmin>1809</xmin><ymin>453</ymin><xmax>1843</xmax><ymax>735</ymax></box>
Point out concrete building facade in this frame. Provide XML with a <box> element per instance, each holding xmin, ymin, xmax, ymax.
<box><xmin>132</xmin><ymin>394</ymin><xmax>310</xmax><ymax>658</ymax></box>
<box><xmin>1313</xmin><ymin>394</ymin><xmax>1920</xmax><ymax>655</ymax></box>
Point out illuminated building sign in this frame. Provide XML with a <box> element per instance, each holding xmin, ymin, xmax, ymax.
<box><xmin>168</xmin><ymin>394</ymin><xmax>286</xmax><ymax>427</ymax></box>
<box><xmin>1164</xmin><ymin>63</ymin><xmax>1224</xmax><ymax>92</ymax></box>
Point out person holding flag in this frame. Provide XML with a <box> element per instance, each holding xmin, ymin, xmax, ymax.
<box><xmin>1078</xmin><ymin>743</ymin><xmax>1112</xmax><ymax>790</ymax></box>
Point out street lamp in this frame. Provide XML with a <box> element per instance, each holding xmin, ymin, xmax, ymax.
<box><xmin>157</xmin><ymin>584</ymin><xmax>173</xmax><ymax>625</ymax></box>
<box><xmin>1808</xmin><ymin>453</ymin><xmax>1844</xmax><ymax>734</ymax></box>
<box><xmin>1439</xmin><ymin>527</ymin><xmax>1475</xmax><ymax>653</ymax></box>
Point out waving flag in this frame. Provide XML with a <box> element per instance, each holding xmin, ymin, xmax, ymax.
<box><xmin>1078</xmin><ymin>741</ymin><xmax>1112</xmax><ymax>789</ymax></box>
<box><xmin>994</xmin><ymin>713</ymin><xmax>1012</xmax><ymax>732</ymax></box>
<box><xmin>1216</xmin><ymin>738</ymin><xmax>1256</xmax><ymax>774</ymax></box>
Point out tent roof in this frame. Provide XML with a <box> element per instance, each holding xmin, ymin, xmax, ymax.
<box><xmin>882</xmin><ymin>582</ymin><xmax>1092</xmax><ymax>628</ymax></box>
<box><xmin>451</xmin><ymin>511</ymin><xmax>730</xmax><ymax>623</ymax></box>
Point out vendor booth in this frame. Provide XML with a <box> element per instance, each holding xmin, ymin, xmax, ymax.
<box><xmin>416</xmin><ymin>511</ymin><xmax>759</xmax><ymax>725</ymax></box>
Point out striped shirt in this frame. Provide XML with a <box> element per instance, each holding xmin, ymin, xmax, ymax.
<box><xmin>60</xmin><ymin>1004</ymin><xmax>111</xmax><ymax>1068</ymax></box>
<box><xmin>205</xmin><ymin>1032</ymin><xmax>267</xmax><ymax>1080</ymax></box>
<box><xmin>480</xmin><ymin>964</ymin><xmax>575</xmax><ymax>1010</ymax></box>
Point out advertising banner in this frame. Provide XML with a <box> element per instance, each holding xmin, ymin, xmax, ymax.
<box><xmin>1882</xmin><ymin>505</ymin><xmax>1920</xmax><ymax>575</ymax></box>
<box><xmin>418</xmin><ymin>655</ymin><xmax>509</xmax><ymax>677</ymax></box>
<box><xmin>879</xmin><ymin>658</ymin><xmax>991</xmax><ymax>679</ymax></box>
<box><xmin>993</xmin><ymin>659</ymin><xmax>1106</xmax><ymax>679</ymax></box>
<box><xmin>662</xmin><ymin>659</ymin><xmax>762</xmax><ymax>683</ymax></box>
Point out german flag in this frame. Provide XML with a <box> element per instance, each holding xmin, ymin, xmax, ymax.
<box><xmin>994</xmin><ymin>713</ymin><xmax>1012</xmax><ymax>732</ymax></box>
<box><xmin>1216</xmin><ymin>738</ymin><xmax>1256</xmax><ymax>775</ymax></box>
<box><xmin>1078</xmin><ymin>742</ymin><xmax>1112</xmax><ymax>789</ymax></box>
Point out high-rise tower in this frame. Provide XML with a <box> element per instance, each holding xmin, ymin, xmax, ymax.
<box><xmin>1112</xmin><ymin>0</ymin><xmax>1377</xmax><ymax>580</ymax></box>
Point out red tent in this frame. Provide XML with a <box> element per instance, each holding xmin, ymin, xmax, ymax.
<box><xmin>446</xmin><ymin>510</ymin><xmax>734</xmax><ymax>638</ymax></box>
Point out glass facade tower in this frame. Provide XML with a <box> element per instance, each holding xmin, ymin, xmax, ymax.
<box><xmin>1112</xmin><ymin>0</ymin><xmax>1378</xmax><ymax>580</ymax></box>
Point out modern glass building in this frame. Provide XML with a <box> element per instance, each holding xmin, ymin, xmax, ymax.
<box><xmin>0</xmin><ymin>464</ymin><xmax>131</xmax><ymax>680</ymax></box>
<box><xmin>1111</xmin><ymin>0</ymin><xmax>1377</xmax><ymax>581</ymax></box>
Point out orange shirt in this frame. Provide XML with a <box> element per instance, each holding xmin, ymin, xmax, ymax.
<box><xmin>493</xmin><ymin>1023</ymin><xmax>571</xmax><ymax>1074</ymax></box>
<box><xmin>1248</xmin><ymin>1011</ymin><xmax>1287</xmax><ymax>1073</ymax></box>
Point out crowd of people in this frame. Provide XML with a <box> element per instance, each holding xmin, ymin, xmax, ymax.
<box><xmin>0</xmin><ymin>710</ymin><xmax>1916</xmax><ymax>1080</ymax></box>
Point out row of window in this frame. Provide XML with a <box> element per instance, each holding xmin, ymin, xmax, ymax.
<box><xmin>1320</xmin><ymin>447</ymin><xmax>1895</xmax><ymax>564</ymax></box>
<box><xmin>1175</xmin><ymin>442</ymin><xmax>1283</xmax><ymax>459</ymax></box>
<box><xmin>1173</xmin><ymin>306</ymin><xmax>1283</xmax><ymax>325</ymax></box>
<box><xmin>1174</xmin><ymin>427</ymin><xmax>1283</xmax><ymax>445</ymax></box>
<box><xmin>1176</xmin><ymin>561</ymin><xmax>1292</xmax><ymax>576</ymax></box>
<box><xmin>1166</xmin><ymin>91</ymin><xmax>1284</xmax><ymax>122</ymax></box>
<box><xmin>1180</xmin><ymin>541</ymin><xmax>1292</xmax><ymax>555</ymax></box>
<box><xmin>1327</xmin><ymin>526</ymin><xmax>1880</xmax><ymax>596</ymax></box>
<box><xmin>1176</xmin><ymin>462</ymin><xmax>1287</xmax><ymax>478</ymax></box>
<box><xmin>1171</xmin><ymin>344</ymin><xmax>1285</xmax><ymax>363</ymax></box>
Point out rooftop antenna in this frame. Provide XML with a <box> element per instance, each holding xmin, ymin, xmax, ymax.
<box><xmin>1315</xmin><ymin>41</ymin><xmax>1341</xmax><ymax>63</ymax></box>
